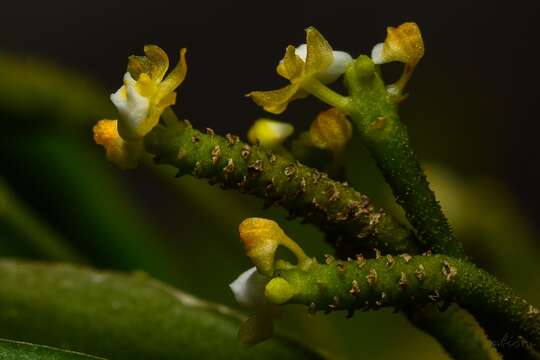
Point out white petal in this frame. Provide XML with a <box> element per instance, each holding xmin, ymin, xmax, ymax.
<box><xmin>294</xmin><ymin>44</ymin><xmax>308</xmax><ymax>62</ymax></box>
<box><xmin>229</xmin><ymin>267</ymin><xmax>269</xmax><ymax>308</ymax></box>
<box><xmin>318</xmin><ymin>50</ymin><xmax>353</xmax><ymax>84</ymax></box>
<box><xmin>110</xmin><ymin>72</ymin><xmax>150</xmax><ymax>134</ymax></box>
<box><xmin>371</xmin><ymin>42</ymin><xmax>385</xmax><ymax>64</ymax></box>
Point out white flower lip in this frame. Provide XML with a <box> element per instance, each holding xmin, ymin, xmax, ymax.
<box><xmin>110</xmin><ymin>72</ymin><xmax>150</xmax><ymax>135</ymax></box>
<box><xmin>229</xmin><ymin>267</ymin><xmax>269</xmax><ymax>308</ymax></box>
<box><xmin>370</xmin><ymin>42</ymin><xmax>385</xmax><ymax>64</ymax></box>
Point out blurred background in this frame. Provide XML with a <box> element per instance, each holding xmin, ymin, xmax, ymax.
<box><xmin>0</xmin><ymin>1</ymin><xmax>539</xmax><ymax>359</ymax></box>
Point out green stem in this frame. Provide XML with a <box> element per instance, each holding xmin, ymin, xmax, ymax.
<box><xmin>267</xmin><ymin>254</ymin><xmax>540</xmax><ymax>350</ymax></box>
<box><xmin>144</xmin><ymin>118</ymin><xmax>417</xmax><ymax>255</ymax></box>
<box><xmin>149</xmin><ymin>114</ymin><xmax>500</xmax><ymax>358</ymax></box>
<box><xmin>301</xmin><ymin>78</ymin><xmax>352</xmax><ymax>112</ymax></box>
<box><xmin>343</xmin><ymin>56</ymin><xmax>464</xmax><ymax>258</ymax></box>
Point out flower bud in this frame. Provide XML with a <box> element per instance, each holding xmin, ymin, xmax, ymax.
<box><xmin>247</xmin><ymin>119</ymin><xmax>294</xmax><ymax>148</ymax></box>
<box><xmin>309</xmin><ymin>108</ymin><xmax>352</xmax><ymax>155</ymax></box>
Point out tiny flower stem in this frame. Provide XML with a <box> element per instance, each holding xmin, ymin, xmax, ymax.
<box><xmin>343</xmin><ymin>55</ymin><xmax>464</xmax><ymax>258</ymax></box>
<box><xmin>279</xmin><ymin>234</ymin><xmax>310</xmax><ymax>269</ymax></box>
<box><xmin>301</xmin><ymin>78</ymin><xmax>352</xmax><ymax>113</ymax></box>
<box><xmin>269</xmin><ymin>254</ymin><xmax>540</xmax><ymax>351</ymax></box>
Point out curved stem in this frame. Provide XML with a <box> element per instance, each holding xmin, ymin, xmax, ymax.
<box><xmin>343</xmin><ymin>56</ymin><xmax>464</xmax><ymax>258</ymax></box>
<box><xmin>301</xmin><ymin>78</ymin><xmax>352</xmax><ymax>113</ymax></box>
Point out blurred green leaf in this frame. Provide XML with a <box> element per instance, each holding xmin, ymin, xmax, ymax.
<box><xmin>0</xmin><ymin>133</ymin><xmax>182</xmax><ymax>284</ymax></box>
<box><xmin>0</xmin><ymin>259</ymin><xmax>322</xmax><ymax>359</ymax></box>
<box><xmin>0</xmin><ymin>178</ymin><xmax>85</xmax><ymax>262</ymax></box>
<box><xmin>0</xmin><ymin>52</ymin><xmax>112</xmax><ymax>130</ymax></box>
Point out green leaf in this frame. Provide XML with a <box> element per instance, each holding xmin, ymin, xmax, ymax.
<box><xmin>0</xmin><ymin>338</ymin><xmax>105</xmax><ymax>359</ymax></box>
<box><xmin>0</xmin><ymin>260</ymin><xmax>322</xmax><ymax>359</ymax></box>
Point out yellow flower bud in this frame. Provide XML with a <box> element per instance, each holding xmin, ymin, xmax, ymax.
<box><xmin>93</xmin><ymin>119</ymin><xmax>142</xmax><ymax>169</ymax></box>
<box><xmin>239</xmin><ymin>218</ymin><xmax>311</xmax><ymax>276</ymax></box>
<box><xmin>309</xmin><ymin>108</ymin><xmax>352</xmax><ymax>155</ymax></box>
<box><xmin>247</xmin><ymin>119</ymin><xmax>294</xmax><ymax>148</ymax></box>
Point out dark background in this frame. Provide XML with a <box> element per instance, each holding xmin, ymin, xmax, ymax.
<box><xmin>0</xmin><ymin>1</ymin><xmax>539</xmax><ymax>358</ymax></box>
<box><xmin>1</xmin><ymin>0</ymin><xmax>538</xmax><ymax>225</ymax></box>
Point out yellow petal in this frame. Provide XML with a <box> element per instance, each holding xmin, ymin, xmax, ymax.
<box><xmin>247</xmin><ymin>83</ymin><xmax>301</xmax><ymax>114</ymax></box>
<box><xmin>305</xmin><ymin>27</ymin><xmax>334</xmax><ymax>76</ymax></box>
<box><xmin>127</xmin><ymin>45</ymin><xmax>170</xmax><ymax>82</ymax></box>
<box><xmin>276</xmin><ymin>45</ymin><xmax>305</xmax><ymax>81</ymax></box>
<box><xmin>383</xmin><ymin>22</ymin><xmax>424</xmax><ymax>66</ymax></box>
<box><xmin>93</xmin><ymin>119</ymin><xmax>140</xmax><ymax>169</ymax></box>
<box><xmin>156</xmin><ymin>48</ymin><xmax>188</xmax><ymax>101</ymax></box>
<box><xmin>136</xmin><ymin>107</ymin><xmax>162</xmax><ymax>139</ymax></box>
<box><xmin>239</xmin><ymin>218</ymin><xmax>282</xmax><ymax>276</ymax></box>
<box><xmin>135</xmin><ymin>73</ymin><xmax>158</xmax><ymax>99</ymax></box>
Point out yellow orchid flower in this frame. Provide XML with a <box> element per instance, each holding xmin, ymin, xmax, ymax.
<box><xmin>371</xmin><ymin>22</ymin><xmax>424</xmax><ymax>95</ymax></box>
<box><xmin>93</xmin><ymin>45</ymin><xmax>187</xmax><ymax>169</ymax></box>
<box><xmin>111</xmin><ymin>45</ymin><xmax>187</xmax><ymax>140</ymax></box>
<box><xmin>248</xmin><ymin>27</ymin><xmax>352</xmax><ymax>114</ymax></box>
<box><xmin>247</xmin><ymin>119</ymin><xmax>294</xmax><ymax>148</ymax></box>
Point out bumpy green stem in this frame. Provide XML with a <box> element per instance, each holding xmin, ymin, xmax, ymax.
<box><xmin>343</xmin><ymin>56</ymin><xmax>464</xmax><ymax>258</ymax></box>
<box><xmin>146</xmin><ymin>117</ymin><xmax>499</xmax><ymax>358</ymax></box>
<box><xmin>267</xmin><ymin>254</ymin><xmax>540</xmax><ymax>350</ymax></box>
<box><xmin>144</xmin><ymin>118</ymin><xmax>417</xmax><ymax>254</ymax></box>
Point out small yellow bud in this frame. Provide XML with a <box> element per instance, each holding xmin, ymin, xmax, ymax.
<box><xmin>93</xmin><ymin>119</ymin><xmax>141</xmax><ymax>169</ymax></box>
<box><xmin>247</xmin><ymin>119</ymin><xmax>294</xmax><ymax>148</ymax></box>
<box><xmin>309</xmin><ymin>108</ymin><xmax>352</xmax><ymax>155</ymax></box>
<box><xmin>239</xmin><ymin>218</ymin><xmax>311</xmax><ymax>276</ymax></box>
<box><xmin>265</xmin><ymin>278</ymin><xmax>294</xmax><ymax>305</ymax></box>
